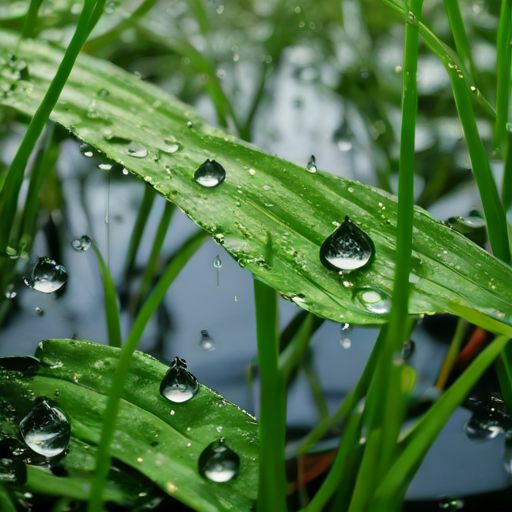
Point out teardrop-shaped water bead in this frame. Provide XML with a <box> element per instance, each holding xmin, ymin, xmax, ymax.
<box><xmin>401</xmin><ymin>340</ymin><xmax>415</xmax><ymax>360</ymax></box>
<box><xmin>160</xmin><ymin>357</ymin><xmax>199</xmax><ymax>403</ymax></box>
<box><xmin>199</xmin><ymin>438</ymin><xmax>240</xmax><ymax>483</ymax></box>
<box><xmin>213</xmin><ymin>255</ymin><xmax>222</xmax><ymax>269</ymax></box>
<box><xmin>194</xmin><ymin>160</ymin><xmax>226</xmax><ymax>188</ymax></box>
<box><xmin>19</xmin><ymin>401</ymin><xmax>71</xmax><ymax>458</ymax></box>
<box><xmin>306</xmin><ymin>155</ymin><xmax>317</xmax><ymax>173</ymax></box>
<box><xmin>24</xmin><ymin>258</ymin><xmax>68</xmax><ymax>294</ymax></box>
<box><xmin>200</xmin><ymin>330</ymin><xmax>216</xmax><ymax>352</ymax></box>
<box><xmin>320</xmin><ymin>217</ymin><xmax>374</xmax><ymax>272</ymax></box>
<box><xmin>71</xmin><ymin>235</ymin><xmax>91</xmax><ymax>252</ymax></box>
<box><xmin>355</xmin><ymin>287</ymin><xmax>391</xmax><ymax>315</ymax></box>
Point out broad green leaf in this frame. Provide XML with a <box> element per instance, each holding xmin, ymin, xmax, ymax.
<box><xmin>1</xmin><ymin>30</ymin><xmax>512</xmax><ymax>325</ymax></box>
<box><xmin>0</xmin><ymin>339</ymin><xmax>258</xmax><ymax>512</ymax></box>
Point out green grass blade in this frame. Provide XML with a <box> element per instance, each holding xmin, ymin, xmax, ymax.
<box><xmin>0</xmin><ymin>484</ymin><xmax>16</xmax><ymax>512</ymax></box>
<box><xmin>503</xmin><ymin>130</ymin><xmax>512</xmax><ymax>211</ymax></box>
<box><xmin>254</xmin><ymin>278</ymin><xmax>287</xmax><ymax>512</ymax></box>
<box><xmin>371</xmin><ymin>335</ymin><xmax>510</xmax><ymax>510</ymax></box>
<box><xmin>435</xmin><ymin>317</ymin><xmax>466</xmax><ymax>390</ymax></box>
<box><xmin>123</xmin><ymin>184</ymin><xmax>156</xmax><ymax>281</ymax></box>
<box><xmin>494</xmin><ymin>0</ymin><xmax>512</xmax><ymax>153</ymax></box>
<box><xmin>87</xmin><ymin>229</ymin><xmax>207</xmax><ymax>512</ymax></box>
<box><xmin>20</xmin><ymin>0</ymin><xmax>44</xmax><ymax>39</ymax></box>
<box><xmin>0</xmin><ymin>0</ymin><xmax>97</xmax><ymax>254</ymax></box>
<box><xmin>91</xmin><ymin>240</ymin><xmax>121</xmax><ymax>349</ymax></box>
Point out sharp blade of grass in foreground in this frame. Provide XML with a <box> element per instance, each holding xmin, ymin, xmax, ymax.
<box><xmin>87</xmin><ymin>229</ymin><xmax>206</xmax><ymax>512</ymax></box>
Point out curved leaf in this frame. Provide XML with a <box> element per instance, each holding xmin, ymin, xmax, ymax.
<box><xmin>0</xmin><ymin>340</ymin><xmax>258</xmax><ymax>512</ymax></box>
<box><xmin>1</xmin><ymin>30</ymin><xmax>512</xmax><ymax>325</ymax></box>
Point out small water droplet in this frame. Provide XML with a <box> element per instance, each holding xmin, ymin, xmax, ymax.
<box><xmin>306</xmin><ymin>155</ymin><xmax>317</xmax><ymax>173</ymax></box>
<box><xmin>19</xmin><ymin>401</ymin><xmax>71</xmax><ymax>458</ymax></box>
<box><xmin>356</xmin><ymin>287</ymin><xmax>391</xmax><ymax>314</ymax></box>
<box><xmin>438</xmin><ymin>497</ymin><xmax>464</xmax><ymax>510</ymax></box>
<box><xmin>320</xmin><ymin>217</ymin><xmax>374</xmax><ymax>272</ymax></box>
<box><xmin>122</xmin><ymin>168</ymin><xmax>129</xmax><ymax>175</ymax></box>
<box><xmin>71</xmin><ymin>235</ymin><xmax>91</xmax><ymax>252</ymax></box>
<box><xmin>4</xmin><ymin>284</ymin><xmax>16</xmax><ymax>299</ymax></box>
<box><xmin>213</xmin><ymin>256</ymin><xmax>222</xmax><ymax>269</ymax></box>
<box><xmin>79</xmin><ymin>143</ymin><xmax>94</xmax><ymax>158</ymax></box>
<box><xmin>340</xmin><ymin>323</ymin><xmax>352</xmax><ymax>349</ymax></box>
<box><xmin>401</xmin><ymin>340</ymin><xmax>415</xmax><ymax>360</ymax></box>
<box><xmin>98</xmin><ymin>162</ymin><xmax>112</xmax><ymax>171</ymax></box>
<box><xmin>23</xmin><ymin>258</ymin><xmax>68</xmax><ymax>294</ymax></box>
<box><xmin>126</xmin><ymin>142</ymin><xmax>148</xmax><ymax>158</ymax></box>
<box><xmin>200</xmin><ymin>330</ymin><xmax>216</xmax><ymax>351</ymax></box>
<box><xmin>199</xmin><ymin>439</ymin><xmax>240</xmax><ymax>483</ymax></box>
<box><xmin>463</xmin><ymin>413</ymin><xmax>503</xmax><ymax>441</ymax></box>
<box><xmin>249</xmin><ymin>168</ymin><xmax>256</xmax><ymax>176</ymax></box>
<box><xmin>194</xmin><ymin>160</ymin><xmax>226</xmax><ymax>188</ymax></box>
<box><xmin>160</xmin><ymin>357</ymin><xmax>199</xmax><ymax>403</ymax></box>
<box><xmin>35</xmin><ymin>307</ymin><xmax>44</xmax><ymax>316</ymax></box>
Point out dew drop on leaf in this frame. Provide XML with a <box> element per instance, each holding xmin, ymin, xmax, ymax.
<box><xmin>160</xmin><ymin>357</ymin><xmax>199</xmax><ymax>403</ymax></box>
<box><xmin>355</xmin><ymin>287</ymin><xmax>391</xmax><ymax>314</ymax></box>
<box><xmin>200</xmin><ymin>330</ymin><xmax>216</xmax><ymax>352</ymax></box>
<box><xmin>126</xmin><ymin>142</ymin><xmax>148</xmax><ymax>158</ymax></box>
<box><xmin>71</xmin><ymin>235</ymin><xmax>91</xmax><ymax>252</ymax></box>
<box><xmin>320</xmin><ymin>216</ymin><xmax>374</xmax><ymax>272</ymax></box>
<box><xmin>306</xmin><ymin>155</ymin><xmax>317</xmax><ymax>173</ymax></box>
<box><xmin>19</xmin><ymin>401</ymin><xmax>71</xmax><ymax>458</ymax></box>
<box><xmin>23</xmin><ymin>257</ymin><xmax>68</xmax><ymax>294</ymax></box>
<box><xmin>199</xmin><ymin>438</ymin><xmax>240</xmax><ymax>483</ymax></box>
<box><xmin>401</xmin><ymin>340</ymin><xmax>415</xmax><ymax>360</ymax></box>
<box><xmin>194</xmin><ymin>160</ymin><xmax>226</xmax><ymax>188</ymax></box>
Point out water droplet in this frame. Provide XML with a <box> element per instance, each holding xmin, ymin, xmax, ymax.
<box><xmin>98</xmin><ymin>162</ymin><xmax>112</xmax><ymax>171</ymax></box>
<box><xmin>340</xmin><ymin>323</ymin><xmax>352</xmax><ymax>349</ymax></box>
<box><xmin>200</xmin><ymin>330</ymin><xmax>216</xmax><ymax>351</ymax></box>
<box><xmin>463</xmin><ymin>413</ymin><xmax>503</xmax><ymax>441</ymax></box>
<box><xmin>194</xmin><ymin>160</ymin><xmax>226</xmax><ymax>188</ymax></box>
<box><xmin>126</xmin><ymin>142</ymin><xmax>148</xmax><ymax>158</ymax></box>
<box><xmin>35</xmin><ymin>307</ymin><xmax>44</xmax><ymax>316</ymax></box>
<box><xmin>160</xmin><ymin>357</ymin><xmax>199</xmax><ymax>403</ymax></box>
<box><xmin>79</xmin><ymin>143</ymin><xmax>94</xmax><ymax>158</ymax></box>
<box><xmin>187</xmin><ymin>121</ymin><xmax>193</xmax><ymax>128</ymax></box>
<box><xmin>356</xmin><ymin>287</ymin><xmax>391</xmax><ymax>314</ymax></box>
<box><xmin>24</xmin><ymin>258</ymin><xmax>68</xmax><ymax>294</ymax></box>
<box><xmin>213</xmin><ymin>256</ymin><xmax>222</xmax><ymax>269</ymax></box>
<box><xmin>122</xmin><ymin>168</ymin><xmax>129</xmax><ymax>175</ymax></box>
<box><xmin>71</xmin><ymin>235</ymin><xmax>91</xmax><ymax>252</ymax></box>
<box><xmin>19</xmin><ymin>401</ymin><xmax>71</xmax><ymax>458</ymax></box>
<box><xmin>438</xmin><ymin>497</ymin><xmax>464</xmax><ymax>510</ymax></box>
<box><xmin>306</xmin><ymin>155</ymin><xmax>317</xmax><ymax>173</ymax></box>
<box><xmin>401</xmin><ymin>340</ymin><xmax>415</xmax><ymax>360</ymax></box>
<box><xmin>320</xmin><ymin>217</ymin><xmax>374</xmax><ymax>272</ymax></box>
<box><xmin>4</xmin><ymin>284</ymin><xmax>16</xmax><ymax>299</ymax></box>
<box><xmin>199</xmin><ymin>439</ymin><xmax>240</xmax><ymax>483</ymax></box>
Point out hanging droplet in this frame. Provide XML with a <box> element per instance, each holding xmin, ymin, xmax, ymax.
<box><xmin>463</xmin><ymin>413</ymin><xmax>503</xmax><ymax>441</ymax></box>
<box><xmin>126</xmin><ymin>142</ymin><xmax>148</xmax><ymax>158</ymax></box>
<box><xmin>79</xmin><ymin>143</ymin><xmax>94</xmax><ymax>158</ymax></box>
<box><xmin>401</xmin><ymin>340</ymin><xmax>415</xmax><ymax>360</ymax></box>
<box><xmin>213</xmin><ymin>255</ymin><xmax>222</xmax><ymax>286</ymax></box>
<box><xmin>194</xmin><ymin>160</ymin><xmax>226</xmax><ymax>188</ymax></box>
<box><xmin>355</xmin><ymin>287</ymin><xmax>391</xmax><ymax>315</ymax></box>
<box><xmin>320</xmin><ymin>217</ymin><xmax>374</xmax><ymax>272</ymax></box>
<box><xmin>438</xmin><ymin>497</ymin><xmax>464</xmax><ymax>510</ymax></box>
<box><xmin>71</xmin><ymin>235</ymin><xmax>91</xmax><ymax>252</ymax></box>
<box><xmin>200</xmin><ymin>330</ymin><xmax>216</xmax><ymax>351</ymax></box>
<box><xmin>160</xmin><ymin>357</ymin><xmax>199</xmax><ymax>403</ymax></box>
<box><xmin>306</xmin><ymin>155</ymin><xmax>317</xmax><ymax>173</ymax></box>
<box><xmin>199</xmin><ymin>438</ymin><xmax>240</xmax><ymax>483</ymax></box>
<box><xmin>23</xmin><ymin>258</ymin><xmax>68</xmax><ymax>294</ymax></box>
<box><xmin>19</xmin><ymin>401</ymin><xmax>71</xmax><ymax>458</ymax></box>
<box><xmin>340</xmin><ymin>323</ymin><xmax>352</xmax><ymax>349</ymax></box>
<box><xmin>35</xmin><ymin>307</ymin><xmax>44</xmax><ymax>316</ymax></box>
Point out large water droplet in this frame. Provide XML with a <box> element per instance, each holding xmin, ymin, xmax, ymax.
<box><xmin>71</xmin><ymin>235</ymin><xmax>91</xmax><ymax>252</ymax></box>
<box><xmin>199</xmin><ymin>439</ymin><xmax>240</xmax><ymax>482</ymax></box>
<box><xmin>160</xmin><ymin>357</ymin><xmax>199</xmax><ymax>403</ymax></box>
<box><xmin>24</xmin><ymin>258</ymin><xmax>68</xmax><ymax>294</ymax></box>
<box><xmin>320</xmin><ymin>217</ymin><xmax>374</xmax><ymax>272</ymax></box>
<box><xmin>194</xmin><ymin>160</ymin><xmax>226</xmax><ymax>188</ymax></box>
<box><xmin>401</xmin><ymin>340</ymin><xmax>415</xmax><ymax>360</ymax></box>
<box><xmin>463</xmin><ymin>413</ymin><xmax>503</xmax><ymax>441</ymax></box>
<box><xmin>356</xmin><ymin>287</ymin><xmax>391</xmax><ymax>314</ymax></box>
<box><xmin>200</xmin><ymin>330</ymin><xmax>216</xmax><ymax>352</ymax></box>
<box><xmin>19</xmin><ymin>401</ymin><xmax>70</xmax><ymax>458</ymax></box>
<box><xmin>306</xmin><ymin>155</ymin><xmax>317</xmax><ymax>173</ymax></box>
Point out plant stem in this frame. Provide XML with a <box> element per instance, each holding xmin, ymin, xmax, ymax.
<box><xmin>436</xmin><ymin>317</ymin><xmax>466</xmax><ymax>390</ymax></box>
<box><xmin>254</xmin><ymin>278</ymin><xmax>287</xmax><ymax>512</ymax></box>
<box><xmin>0</xmin><ymin>0</ymin><xmax>99</xmax><ymax>255</ymax></box>
<box><xmin>20</xmin><ymin>0</ymin><xmax>44</xmax><ymax>39</ymax></box>
<box><xmin>503</xmin><ymin>130</ymin><xmax>512</xmax><ymax>211</ymax></box>
<box><xmin>87</xmin><ymin>229</ymin><xmax>206</xmax><ymax>512</ymax></box>
<box><xmin>92</xmin><ymin>241</ymin><xmax>122</xmax><ymax>349</ymax></box>
<box><xmin>123</xmin><ymin>184</ymin><xmax>156</xmax><ymax>281</ymax></box>
<box><xmin>494</xmin><ymin>0</ymin><xmax>512</xmax><ymax>154</ymax></box>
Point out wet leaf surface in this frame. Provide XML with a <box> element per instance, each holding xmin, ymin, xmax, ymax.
<box><xmin>1</xmin><ymin>30</ymin><xmax>512</xmax><ymax>325</ymax></box>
